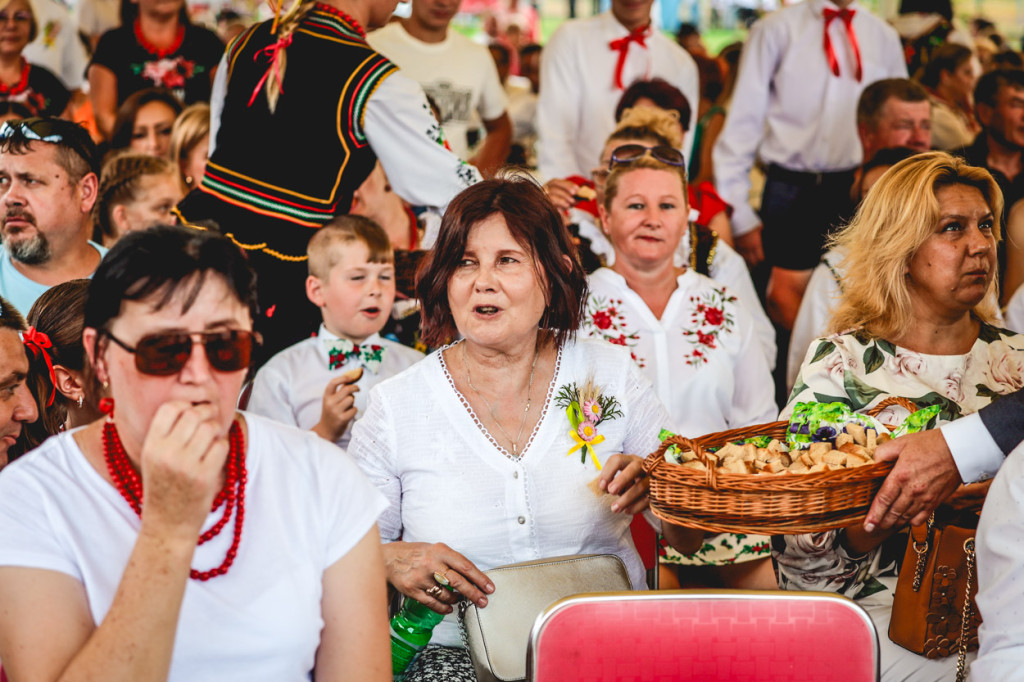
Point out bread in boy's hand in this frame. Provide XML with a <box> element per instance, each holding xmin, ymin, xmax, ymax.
<box><xmin>340</xmin><ymin>367</ymin><xmax>363</xmax><ymax>383</ymax></box>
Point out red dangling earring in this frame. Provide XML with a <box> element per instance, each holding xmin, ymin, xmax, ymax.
<box><xmin>99</xmin><ymin>397</ymin><xmax>115</xmax><ymax>417</ymax></box>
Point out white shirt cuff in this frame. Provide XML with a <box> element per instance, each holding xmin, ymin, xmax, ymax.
<box><xmin>729</xmin><ymin>204</ymin><xmax>760</xmax><ymax>237</ymax></box>
<box><xmin>942</xmin><ymin>413</ymin><xmax>1005</xmax><ymax>483</ymax></box>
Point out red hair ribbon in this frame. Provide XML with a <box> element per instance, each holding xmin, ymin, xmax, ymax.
<box><xmin>248</xmin><ymin>33</ymin><xmax>294</xmax><ymax>107</ymax></box>
<box><xmin>608</xmin><ymin>25</ymin><xmax>649</xmax><ymax>90</ymax></box>
<box><xmin>21</xmin><ymin>327</ymin><xmax>55</xmax><ymax>407</ymax></box>
<box><xmin>823</xmin><ymin>8</ymin><xmax>862</xmax><ymax>82</ymax></box>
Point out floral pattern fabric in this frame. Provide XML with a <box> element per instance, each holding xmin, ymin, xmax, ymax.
<box><xmin>90</xmin><ymin>22</ymin><xmax>224</xmax><ymax>105</ymax></box>
<box><xmin>681</xmin><ymin>287</ymin><xmax>737</xmax><ymax>366</ymax></box>
<box><xmin>660</xmin><ymin>532</ymin><xmax>772</xmax><ymax>566</ymax></box>
<box><xmin>584</xmin><ymin>268</ymin><xmax>776</xmax><ymax>438</ymax></box>
<box><xmin>0</xmin><ymin>62</ymin><xmax>69</xmax><ymax>116</ymax></box>
<box><xmin>776</xmin><ymin>324</ymin><xmax>1024</xmax><ymax>599</ymax></box>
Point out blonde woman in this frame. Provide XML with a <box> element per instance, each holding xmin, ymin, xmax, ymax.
<box><xmin>779</xmin><ymin>152</ymin><xmax>1024</xmax><ymax>680</ymax></box>
<box><xmin>169</xmin><ymin>102</ymin><xmax>210</xmax><ymax>191</ymax></box>
<box><xmin>94</xmin><ymin>152</ymin><xmax>183</xmax><ymax>246</ymax></box>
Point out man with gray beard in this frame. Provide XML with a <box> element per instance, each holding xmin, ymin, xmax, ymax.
<box><xmin>0</xmin><ymin>118</ymin><xmax>103</xmax><ymax>314</ymax></box>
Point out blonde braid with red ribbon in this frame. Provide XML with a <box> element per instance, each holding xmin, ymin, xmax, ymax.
<box><xmin>251</xmin><ymin>0</ymin><xmax>314</xmax><ymax>112</ymax></box>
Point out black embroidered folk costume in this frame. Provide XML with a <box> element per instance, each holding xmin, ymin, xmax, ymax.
<box><xmin>175</xmin><ymin>4</ymin><xmax>397</xmax><ymax>361</ymax></box>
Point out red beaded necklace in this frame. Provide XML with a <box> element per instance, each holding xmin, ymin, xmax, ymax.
<box><xmin>313</xmin><ymin>2</ymin><xmax>366</xmax><ymax>38</ymax></box>
<box><xmin>101</xmin><ymin>406</ymin><xmax>247</xmax><ymax>581</ymax></box>
<box><xmin>0</xmin><ymin>59</ymin><xmax>29</xmax><ymax>96</ymax></box>
<box><xmin>134</xmin><ymin>18</ymin><xmax>185</xmax><ymax>58</ymax></box>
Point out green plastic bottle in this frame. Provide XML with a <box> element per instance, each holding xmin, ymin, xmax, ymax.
<box><xmin>390</xmin><ymin>597</ymin><xmax>445</xmax><ymax>680</ymax></box>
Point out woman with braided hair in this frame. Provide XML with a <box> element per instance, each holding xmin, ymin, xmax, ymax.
<box><xmin>94</xmin><ymin>152</ymin><xmax>183</xmax><ymax>246</ymax></box>
<box><xmin>175</xmin><ymin>0</ymin><xmax>481</xmax><ymax>362</ymax></box>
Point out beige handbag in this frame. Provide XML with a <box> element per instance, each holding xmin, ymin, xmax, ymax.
<box><xmin>459</xmin><ymin>554</ymin><xmax>631</xmax><ymax>682</ymax></box>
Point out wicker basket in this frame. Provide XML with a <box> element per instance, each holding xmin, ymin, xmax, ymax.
<box><xmin>642</xmin><ymin>396</ymin><xmax>918</xmax><ymax>535</ymax></box>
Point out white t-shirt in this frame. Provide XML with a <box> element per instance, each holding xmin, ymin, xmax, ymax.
<box><xmin>348</xmin><ymin>338</ymin><xmax>670</xmax><ymax>647</ymax></box>
<box><xmin>24</xmin><ymin>0</ymin><xmax>89</xmax><ymax>90</ymax></box>
<box><xmin>0</xmin><ymin>414</ymin><xmax>387</xmax><ymax>681</ymax></box>
<box><xmin>0</xmin><ymin>240</ymin><xmax>106</xmax><ymax>317</ymax></box>
<box><xmin>584</xmin><ymin>267</ymin><xmax>777</xmax><ymax>436</ymax></box>
<box><xmin>368</xmin><ymin>22</ymin><xmax>508</xmax><ymax>161</ymax></box>
<box><xmin>248</xmin><ymin>326</ymin><xmax>424</xmax><ymax>450</ymax></box>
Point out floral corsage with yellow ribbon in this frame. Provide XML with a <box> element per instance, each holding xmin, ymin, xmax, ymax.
<box><xmin>555</xmin><ymin>378</ymin><xmax>623</xmax><ymax>470</ymax></box>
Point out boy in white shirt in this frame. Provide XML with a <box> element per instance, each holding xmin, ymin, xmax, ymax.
<box><xmin>247</xmin><ymin>215</ymin><xmax>424</xmax><ymax>450</ymax></box>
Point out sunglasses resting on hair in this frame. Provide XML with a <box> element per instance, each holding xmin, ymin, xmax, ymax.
<box><xmin>608</xmin><ymin>144</ymin><xmax>686</xmax><ymax>169</ymax></box>
<box><xmin>104</xmin><ymin>329</ymin><xmax>260</xmax><ymax>376</ymax></box>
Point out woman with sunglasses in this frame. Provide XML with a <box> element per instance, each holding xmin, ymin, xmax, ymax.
<box><xmin>0</xmin><ymin>226</ymin><xmax>391</xmax><ymax>681</ymax></box>
<box><xmin>587</xmin><ymin>141</ymin><xmax>778</xmax><ymax>589</ymax></box>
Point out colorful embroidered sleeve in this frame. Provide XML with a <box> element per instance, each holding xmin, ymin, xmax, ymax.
<box><xmin>363</xmin><ymin>72</ymin><xmax>482</xmax><ymax>214</ymax></box>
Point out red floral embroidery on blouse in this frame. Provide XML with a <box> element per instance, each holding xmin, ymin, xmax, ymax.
<box><xmin>582</xmin><ymin>295</ymin><xmax>646</xmax><ymax>368</ymax></box>
<box><xmin>681</xmin><ymin>287</ymin><xmax>737</xmax><ymax>366</ymax></box>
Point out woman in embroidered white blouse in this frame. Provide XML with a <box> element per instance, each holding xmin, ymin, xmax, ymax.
<box><xmin>584</xmin><ymin>144</ymin><xmax>778</xmax><ymax>589</ymax></box>
<box><xmin>348</xmin><ymin>176</ymin><xmax>701</xmax><ymax>681</ymax></box>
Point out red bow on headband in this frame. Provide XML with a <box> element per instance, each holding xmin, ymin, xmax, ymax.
<box><xmin>21</xmin><ymin>327</ymin><xmax>55</xmax><ymax>407</ymax></box>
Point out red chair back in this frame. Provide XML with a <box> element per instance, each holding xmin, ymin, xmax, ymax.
<box><xmin>528</xmin><ymin>590</ymin><xmax>879</xmax><ymax>681</ymax></box>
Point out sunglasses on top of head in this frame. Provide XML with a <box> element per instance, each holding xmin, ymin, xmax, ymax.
<box><xmin>104</xmin><ymin>329</ymin><xmax>261</xmax><ymax>376</ymax></box>
<box><xmin>607</xmin><ymin>144</ymin><xmax>686</xmax><ymax>169</ymax></box>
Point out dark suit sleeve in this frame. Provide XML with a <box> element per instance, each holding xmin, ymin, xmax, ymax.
<box><xmin>980</xmin><ymin>387</ymin><xmax>1024</xmax><ymax>455</ymax></box>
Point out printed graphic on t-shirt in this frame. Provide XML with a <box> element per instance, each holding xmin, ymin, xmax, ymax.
<box><xmin>423</xmin><ymin>81</ymin><xmax>472</xmax><ymax>124</ymax></box>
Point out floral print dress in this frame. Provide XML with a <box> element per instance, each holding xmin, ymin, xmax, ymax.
<box><xmin>584</xmin><ymin>267</ymin><xmax>777</xmax><ymax>566</ymax></box>
<box><xmin>776</xmin><ymin>323</ymin><xmax>1024</xmax><ymax>598</ymax></box>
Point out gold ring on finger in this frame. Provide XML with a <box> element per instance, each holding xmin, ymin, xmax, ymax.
<box><xmin>433</xmin><ymin>570</ymin><xmax>450</xmax><ymax>586</ymax></box>
<box><xmin>425</xmin><ymin>585</ymin><xmax>445</xmax><ymax>599</ymax></box>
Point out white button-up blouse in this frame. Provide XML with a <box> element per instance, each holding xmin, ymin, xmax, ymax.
<box><xmin>348</xmin><ymin>337</ymin><xmax>670</xmax><ymax>647</ymax></box>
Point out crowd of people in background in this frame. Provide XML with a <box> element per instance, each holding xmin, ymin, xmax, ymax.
<box><xmin>0</xmin><ymin>0</ymin><xmax>1023</xmax><ymax>679</ymax></box>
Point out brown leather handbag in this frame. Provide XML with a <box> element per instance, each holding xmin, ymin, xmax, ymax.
<box><xmin>889</xmin><ymin>507</ymin><xmax>981</xmax><ymax>682</ymax></box>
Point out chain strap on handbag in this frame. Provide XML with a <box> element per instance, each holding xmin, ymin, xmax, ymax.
<box><xmin>956</xmin><ymin>538</ymin><xmax>976</xmax><ymax>682</ymax></box>
<box><xmin>910</xmin><ymin>514</ymin><xmax>933</xmax><ymax>591</ymax></box>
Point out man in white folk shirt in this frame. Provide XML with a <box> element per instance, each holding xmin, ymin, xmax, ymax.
<box><xmin>368</xmin><ymin>0</ymin><xmax>512</xmax><ymax>177</ymax></box>
<box><xmin>713</xmin><ymin>0</ymin><xmax>906</xmax><ymax>334</ymax></box>
<box><xmin>535</xmin><ymin>0</ymin><xmax>699</xmax><ymax>180</ymax></box>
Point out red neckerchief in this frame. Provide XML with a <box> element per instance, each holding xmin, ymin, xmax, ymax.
<box><xmin>823</xmin><ymin>7</ymin><xmax>862</xmax><ymax>81</ymax></box>
<box><xmin>0</xmin><ymin>58</ymin><xmax>30</xmax><ymax>96</ymax></box>
<box><xmin>134</xmin><ymin>18</ymin><xmax>185</xmax><ymax>58</ymax></box>
<box><xmin>608</xmin><ymin>24</ymin><xmax>649</xmax><ymax>90</ymax></box>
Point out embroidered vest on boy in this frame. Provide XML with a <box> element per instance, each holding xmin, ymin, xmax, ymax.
<box><xmin>199</xmin><ymin>6</ymin><xmax>396</xmax><ymax>251</ymax></box>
